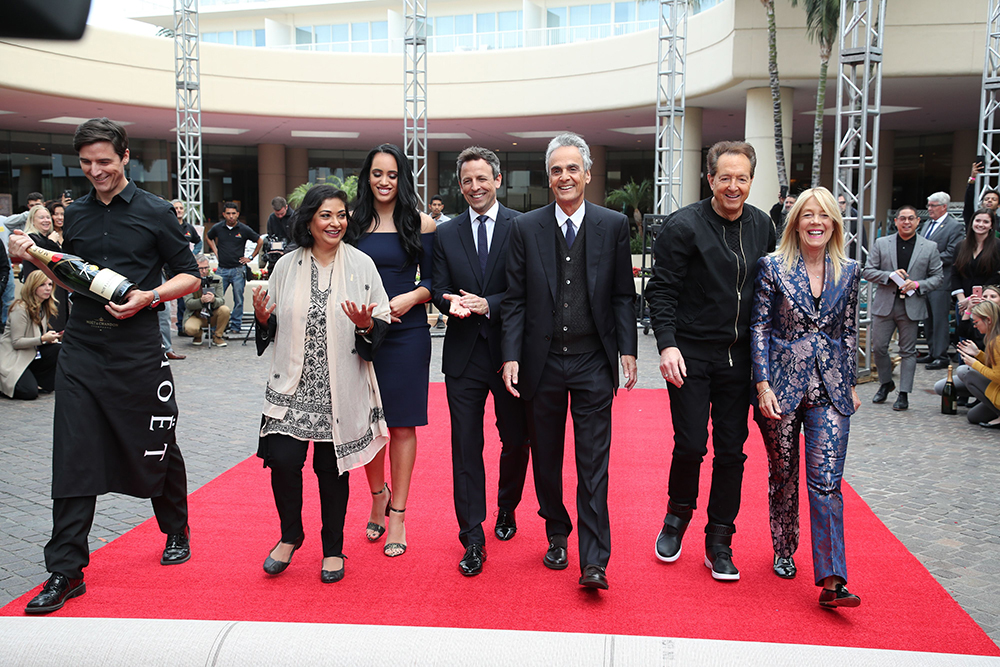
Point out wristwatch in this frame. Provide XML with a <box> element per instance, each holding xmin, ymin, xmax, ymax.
<box><xmin>148</xmin><ymin>289</ymin><xmax>162</xmax><ymax>309</ymax></box>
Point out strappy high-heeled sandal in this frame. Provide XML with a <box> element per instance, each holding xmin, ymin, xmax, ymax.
<box><xmin>384</xmin><ymin>506</ymin><xmax>407</xmax><ymax>557</ymax></box>
<box><xmin>366</xmin><ymin>483</ymin><xmax>391</xmax><ymax>542</ymax></box>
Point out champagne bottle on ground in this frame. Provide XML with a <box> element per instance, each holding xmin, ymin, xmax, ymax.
<box><xmin>941</xmin><ymin>364</ymin><xmax>957</xmax><ymax>415</ymax></box>
<box><xmin>26</xmin><ymin>245</ymin><xmax>137</xmax><ymax>305</ymax></box>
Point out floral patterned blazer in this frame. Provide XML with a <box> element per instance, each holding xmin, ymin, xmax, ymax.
<box><xmin>751</xmin><ymin>253</ymin><xmax>861</xmax><ymax>417</ymax></box>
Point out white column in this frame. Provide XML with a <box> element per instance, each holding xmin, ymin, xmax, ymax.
<box><xmin>745</xmin><ymin>86</ymin><xmax>793</xmax><ymax>212</ymax></box>
<box><xmin>682</xmin><ymin>107</ymin><xmax>703</xmax><ymax>207</ymax></box>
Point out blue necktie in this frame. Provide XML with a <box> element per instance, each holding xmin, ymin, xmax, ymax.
<box><xmin>565</xmin><ymin>219</ymin><xmax>576</xmax><ymax>249</ymax></box>
<box><xmin>477</xmin><ymin>215</ymin><xmax>489</xmax><ymax>279</ymax></box>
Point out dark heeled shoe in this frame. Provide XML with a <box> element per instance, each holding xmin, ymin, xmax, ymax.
<box><xmin>263</xmin><ymin>536</ymin><xmax>303</xmax><ymax>575</ymax></box>
<box><xmin>321</xmin><ymin>554</ymin><xmax>347</xmax><ymax>583</ymax></box>
<box><xmin>366</xmin><ymin>483</ymin><xmax>391</xmax><ymax>542</ymax></box>
<box><xmin>772</xmin><ymin>553</ymin><xmax>796</xmax><ymax>579</ymax></box>
<box><xmin>384</xmin><ymin>506</ymin><xmax>407</xmax><ymax>557</ymax></box>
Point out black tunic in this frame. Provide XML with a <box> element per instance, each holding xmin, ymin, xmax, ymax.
<box><xmin>52</xmin><ymin>181</ymin><xmax>198</xmax><ymax>499</ymax></box>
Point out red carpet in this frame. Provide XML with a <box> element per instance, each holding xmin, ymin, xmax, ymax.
<box><xmin>4</xmin><ymin>384</ymin><xmax>997</xmax><ymax>656</ymax></box>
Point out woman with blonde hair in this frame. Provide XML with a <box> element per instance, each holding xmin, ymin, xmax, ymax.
<box><xmin>0</xmin><ymin>271</ymin><xmax>62</xmax><ymax>399</ymax></box>
<box><xmin>752</xmin><ymin>186</ymin><xmax>863</xmax><ymax>608</ymax></box>
<box><xmin>957</xmin><ymin>300</ymin><xmax>1000</xmax><ymax>428</ymax></box>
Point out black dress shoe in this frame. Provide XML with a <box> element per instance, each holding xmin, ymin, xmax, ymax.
<box><xmin>773</xmin><ymin>554</ymin><xmax>796</xmax><ymax>579</ymax></box>
<box><xmin>321</xmin><ymin>555</ymin><xmax>346</xmax><ymax>583</ymax></box>
<box><xmin>458</xmin><ymin>543</ymin><xmax>487</xmax><ymax>576</ymax></box>
<box><xmin>24</xmin><ymin>573</ymin><xmax>86</xmax><ymax>614</ymax></box>
<box><xmin>263</xmin><ymin>535</ymin><xmax>304</xmax><ymax>575</ymax></box>
<box><xmin>544</xmin><ymin>535</ymin><xmax>568</xmax><ymax>570</ymax></box>
<box><xmin>872</xmin><ymin>381</ymin><xmax>895</xmax><ymax>403</ymax></box>
<box><xmin>161</xmin><ymin>525</ymin><xmax>191</xmax><ymax>565</ymax></box>
<box><xmin>578</xmin><ymin>564</ymin><xmax>608</xmax><ymax>590</ymax></box>
<box><xmin>819</xmin><ymin>583</ymin><xmax>861</xmax><ymax>608</ymax></box>
<box><xmin>892</xmin><ymin>392</ymin><xmax>909</xmax><ymax>411</ymax></box>
<box><xmin>494</xmin><ymin>510</ymin><xmax>517</xmax><ymax>541</ymax></box>
<box><xmin>916</xmin><ymin>353</ymin><xmax>932</xmax><ymax>363</ymax></box>
<box><xmin>926</xmin><ymin>359</ymin><xmax>949</xmax><ymax>370</ymax></box>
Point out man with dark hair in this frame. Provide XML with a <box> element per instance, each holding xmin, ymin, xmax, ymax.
<box><xmin>432</xmin><ymin>146</ymin><xmax>530</xmax><ymax>576</ymax></box>
<box><xmin>429</xmin><ymin>194</ymin><xmax>451</xmax><ymax>222</ymax></box>
<box><xmin>205</xmin><ymin>201</ymin><xmax>262</xmax><ymax>334</ymax></box>
<box><xmin>265</xmin><ymin>196</ymin><xmax>294</xmax><ymax>275</ymax></box>
<box><xmin>644</xmin><ymin>140</ymin><xmax>775</xmax><ymax>582</ymax></box>
<box><xmin>8</xmin><ymin>117</ymin><xmax>200</xmax><ymax>614</ymax></box>
<box><xmin>26</xmin><ymin>192</ymin><xmax>44</xmax><ymax>210</ymax></box>
<box><xmin>864</xmin><ymin>205</ymin><xmax>944</xmax><ymax>411</ymax></box>
<box><xmin>502</xmin><ymin>132</ymin><xmax>637</xmax><ymax>591</ymax></box>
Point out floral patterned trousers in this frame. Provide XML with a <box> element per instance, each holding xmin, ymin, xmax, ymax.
<box><xmin>754</xmin><ymin>364</ymin><xmax>850</xmax><ymax>586</ymax></box>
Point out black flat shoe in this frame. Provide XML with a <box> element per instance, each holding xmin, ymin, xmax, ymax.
<box><xmin>579</xmin><ymin>564</ymin><xmax>608</xmax><ymax>590</ymax></box>
<box><xmin>459</xmin><ymin>543</ymin><xmax>487</xmax><ymax>576</ymax></box>
<box><xmin>773</xmin><ymin>554</ymin><xmax>796</xmax><ymax>579</ymax></box>
<box><xmin>979</xmin><ymin>421</ymin><xmax>1000</xmax><ymax>429</ymax></box>
<box><xmin>321</xmin><ymin>555</ymin><xmax>346</xmax><ymax>583</ymax></box>
<box><xmin>872</xmin><ymin>381</ymin><xmax>895</xmax><ymax>404</ymax></box>
<box><xmin>819</xmin><ymin>583</ymin><xmax>861</xmax><ymax>608</ymax></box>
<box><xmin>263</xmin><ymin>536</ymin><xmax>304</xmax><ymax>575</ymax></box>
<box><xmin>893</xmin><ymin>392</ymin><xmax>909</xmax><ymax>411</ymax></box>
<box><xmin>161</xmin><ymin>525</ymin><xmax>191</xmax><ymax>565</ymax></box>
<box><xmin>494</xmin><ymin>510</ymin><xmax>517</xmax><ymax>541</ymax></box>
<box><xmin>544</xmin><ymin>535</ymin><xmax>568</xmax><ymax>570</ymax></box>
<box><xmin>24</xmin><ymin>574</ymin><xmax>85</xmax><ymax>614</ymax></box>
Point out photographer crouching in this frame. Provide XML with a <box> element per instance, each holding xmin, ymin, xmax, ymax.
<box><xmin>183</xmin><ymin>254</ymin><xmax>231</xmax><ymax>347</ymax></box>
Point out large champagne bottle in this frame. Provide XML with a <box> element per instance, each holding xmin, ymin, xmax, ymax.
<box><xmin>941</xmin><ymin>364</ymin><xmax>957</xmax><ymax>415</ymax></box>
<box><xmin>26</xmin><ymin>245</ymin><xmax>136</xmax><ymax>305</ymax></box>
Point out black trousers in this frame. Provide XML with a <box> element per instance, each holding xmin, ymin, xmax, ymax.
<box><xmin>528</xmin><ymin>348</ymin><xmax>614</xmax><ymax>570</ymax></box>
<box><xmin>12</xmin><ymin>343</ymin><xmax>60</xmax><ymax>400</ymax></box>
<box><xmin>44</xmin><ymin>442</ymin><xmax>188</xmax><ymax>579</ymax></box>
<box><xmin>446</xmin><ymin>336</ymin><xmax>530</xmax><ymax>547</ymax></box>
<box><xmin>665</xmin><ymin>353</ymin><xmax>752</xmax><ymax>529</ymax></box>
<box><xmin>264</xmin><ymin>433</ymin><xmax>349</xmax><ymax>557</ymax></box>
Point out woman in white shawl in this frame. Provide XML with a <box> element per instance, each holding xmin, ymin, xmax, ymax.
<box><xmin>252</xmin><ymin>185</ymin><xmax>390</xmax><ymax>583</ymax></box>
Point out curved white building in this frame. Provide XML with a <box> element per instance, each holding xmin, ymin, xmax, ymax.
<box><xmin>0</xmin><ymin>0</ymin><xmax>988</xmax><ymax>227</ymax></box>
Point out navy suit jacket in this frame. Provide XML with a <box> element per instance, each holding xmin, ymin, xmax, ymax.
<box><xmin>432</xmin><ymin>204</ymin><xmax>518</xmax><ymax>377</ymax></box>
<box><xmin>501</xmin><ymin>201</ymin><xmax>637</xmax><ymax>400</ymax></box>
<box><xmin>751</xmin><ymin>254</ymin><xmax>861</xmax><ymax>417</ymax></box>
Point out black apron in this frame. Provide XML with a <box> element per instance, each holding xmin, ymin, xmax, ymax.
<box><xmin>51</xmin><ymin>299</ymin><xmax>179</xmax><ymax>499</ymax></box>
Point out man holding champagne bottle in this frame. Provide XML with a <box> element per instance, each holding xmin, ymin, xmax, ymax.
<box><xmin>8</xmin><ymin>117</ymin><xmax>201</xmax><ymax>615</ymax></box>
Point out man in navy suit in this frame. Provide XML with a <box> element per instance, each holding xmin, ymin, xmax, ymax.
<box><xmin>501</xmin><ymin>133</ymin><xmax>638</xmax><ymax>590</ymax></box>
<box><xmin>432</xmin><ymin>147</ymin><xmax>531</xmax><ymax>576</ymax></box>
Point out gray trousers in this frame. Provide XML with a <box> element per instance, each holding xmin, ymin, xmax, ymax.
<box><xmin>872</xmin><ymin>296</ymin><xmax>918</xmax><ymax>393</ymax></box>
<box><xmin>924</xmin><ymin>289</ymin><xmax>952</xmax><ymax>361</ymax></box>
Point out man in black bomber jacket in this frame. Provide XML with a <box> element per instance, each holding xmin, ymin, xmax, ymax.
<box><xmin>644</xmin><ymin>140</ymin><xmax>776</xmax><ymax>582</ymax></box>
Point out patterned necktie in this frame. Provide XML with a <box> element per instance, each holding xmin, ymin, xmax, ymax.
<box><xmin>565</xmin><ymin>218</ymin><xmax>576</xmax><ymax>249</ymax></box>
<box><xmin>477</xmin><ymin>215</ymin><xmax>489</xmax><ymax>278</ymax></box>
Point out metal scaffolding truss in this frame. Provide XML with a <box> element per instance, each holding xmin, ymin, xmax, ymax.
<box><xmin>653</xmin><ymin>0</ymin><xmax>688</xmax><ymax>216</ymax></box>
<box><xmin>976</xmin><ymin>0</ymin><xmax>1000</xmax><ymax>203</ymax></box>
<box><xmin>403</xmin><ymin>0</ymin><xmax>428</xmax><ymax>210</ymax></box>
<box><xmin>174</xmin><ymin>0</ymin><xmax>203</xmax><ymax>228</ymax></box>
<box><xmin>833</xmin><ymin>0</ymin><xmax>887</xmax><ymax>377</ymax></box>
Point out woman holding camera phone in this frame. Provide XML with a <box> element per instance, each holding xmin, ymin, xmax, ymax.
<box><xmin>751</xmin><ymin>187</ymin><xmax>862</xmax><ymax>609</ymax></box>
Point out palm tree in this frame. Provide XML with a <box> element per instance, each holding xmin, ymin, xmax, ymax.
<box><xmin>792</xmin><ymin>0</ymin><xmax>839</xmax><ymax>187</ymax></box>
<box><xmin>605</xmin><ymin>179</ymin><xmax>653</xmax><ymax>237</ymax></box>
<box><xmin>287</xmin><ymin>174</ymin><xmax>358</xmax><ymax>208</ymax></box>
<box><xmin>761</xmin><ymin>0</ymin><xmax>788</xmax><ymax>191</ymax></box>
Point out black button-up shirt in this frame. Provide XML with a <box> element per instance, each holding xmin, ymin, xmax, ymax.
<box><xmin>63</xmin><ymin>180</ymin><xmax>199</xmax><ymax>314</ymax></box>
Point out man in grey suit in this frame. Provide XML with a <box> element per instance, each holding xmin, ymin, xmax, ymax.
<box><xmin>863</xmin><ymin>204</ymin><xmax>944</xmax><ymax>410</ymax></box>
<box><xmin>919</xmin><ymin>192</ymin><xmax>964</xmax><ymax>370</ymax></box>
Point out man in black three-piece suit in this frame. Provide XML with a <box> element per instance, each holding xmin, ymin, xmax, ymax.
<box><xmin>501</xmin><ymin>133</ymin><xmax>638</xmax><ymax>591</ymax></box>
<box><xmin>432</xmin><ymin>147</ymin><xmax>531</xmax><ymax>577</ymax></box>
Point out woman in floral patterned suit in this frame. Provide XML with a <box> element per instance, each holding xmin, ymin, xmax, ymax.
<box><xmin>751</xmin><ymin>186</ymin><xmax>862</xmax><ymax>609</ymax></box>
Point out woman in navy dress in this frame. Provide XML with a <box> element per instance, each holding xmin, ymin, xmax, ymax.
<box><xmin>354</xmin><ymin>144</ymin><xmax>436</xmax><ymax>557</ymax></box>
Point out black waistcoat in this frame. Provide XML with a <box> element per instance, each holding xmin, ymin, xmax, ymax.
<box><xmin>552</xmin><ymin>220</ymin><xmax>601</xmax><ymax>355</ymax></box>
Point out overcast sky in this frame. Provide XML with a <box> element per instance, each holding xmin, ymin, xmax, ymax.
<box><xmin>87</xmin><ymin>0</ymin><xmax>166</xmax><ymax>35</ymax></box>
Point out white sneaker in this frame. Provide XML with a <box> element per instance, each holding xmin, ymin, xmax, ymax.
<box><xmin>213</xmin><ymin>339</ymin><xmax>228</xmax><ymax>347</ymax></box>
<box><xmin>191</xmin><ymin>339</ymin><xmax>203</xmax><ymax>346</ymax></box>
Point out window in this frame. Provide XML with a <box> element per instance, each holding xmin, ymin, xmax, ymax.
<box><xmin>217</xmin><ymin>31</ymin><xmax>234</xmax><ymax>45</ymax></box>
<box><xmin>352</xmin><ymin>22</ymin><xmax>368</xmax><ymax>53</ymax></box>
<box><xmin>255</xmin><ymin>29</ymin><xmax>265</xmax><ymax>47</ymax></box>
<box><xmin>372</xmin><ymin>21</ymin><xmax>388</xmax><ymax>52</ymax></box>
<box><xmin>295</xmin><ymin>27</ymin><xmax>312</xmax><ymax>49</ymax></box>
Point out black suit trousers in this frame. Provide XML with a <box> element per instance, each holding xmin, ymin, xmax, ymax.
<box><xmin>666</xmin><ymin>353</ymin><xmax>751</xmax><ymax>529</ymax></box>
<box><xmin>527</xmin><ymin>348</ymin><xmax>614</xmax><ymax>570</ymax></box>
<box><xmin>44</xmin><ymin>443</ymin><xmax>188</xmax><ymax>579</ymax></box>
<box><xmin>447</xmin><ymin>336</ymin><xmax>530</xmax><ymax>547</ymax></box>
